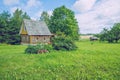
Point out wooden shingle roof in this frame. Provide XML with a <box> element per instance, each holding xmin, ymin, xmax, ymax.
<box><xmin>20</xmin><ymin>19</ymin><xmax>52</xmax><ymax>35</ymax></box>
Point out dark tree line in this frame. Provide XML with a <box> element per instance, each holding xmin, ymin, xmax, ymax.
<box><xmin>0</xmin><ymin>9</ymin><xmax>30</xmax><ymax>44</ymax></box>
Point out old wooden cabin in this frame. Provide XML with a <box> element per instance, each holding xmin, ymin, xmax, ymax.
<box><xmin>19</xmin><ymin>19</ymin><xmax>52</xmax><ymax>44</ymax></box>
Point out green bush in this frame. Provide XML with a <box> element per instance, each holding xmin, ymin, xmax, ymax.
<box><xmin>52</xmin><ymin>35</ymin><xmax>77</xmax><ymax>51</ymax></box>
<box><xmin>25</xmin><ymin>45</ymin><xmax>37</xmax><ymax>54</ymax></box>
<box><xmin>25</xmin><ymin>44</ymin><xmax>52</xmax><ymax>54</ymax></box>
<box><xmin>44</xmin><ymin>44</ymin><xmax>53</xmax><ymax>52</ymax></box>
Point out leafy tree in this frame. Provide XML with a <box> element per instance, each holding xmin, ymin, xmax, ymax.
<box><xmin>111</xmin><ymin>23</ymin><xmax>120</xmax><ymax>43</ymax></box>
<box><xmin>99</xmin><ymin>23</ymin><xmax>120</xmax><ymax>43</ymax></box>
<box><xmin>100</xmin><ymin>28</ymin><xmax>114</xmax><ymax>43</ymax></box>
<box><xmin>49</xmin><ymin>6</ymin><xmax>79</xmax><ymax>40</ymax></box>
<box><xmin>40</xmin><ymin>11</ymin><xmax>50</xmax><ymax>25</ymax></box>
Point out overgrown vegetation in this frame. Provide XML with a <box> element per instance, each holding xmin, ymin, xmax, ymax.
<box><xmin>25</xmin><ymin>35</ymin><xmax>77</xmax><ymax>53</ymax></box>
<box><xmin>52</xmin><ymin>33</ymin><xmax>77</xmax><ymax>51</ymax></box>
<box><xmin>0</xmin><ymin>41</ymin><xmax>120</xmax><ymax>79</ymax></box>
<box><xmin>25</xmin><ymin>43</ymin><xmax>52</xmax><ymax>54</ymax></box>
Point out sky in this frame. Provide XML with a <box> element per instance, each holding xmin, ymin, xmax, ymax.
<box><xmin>0</xmin><ymin>0</ymin><xmax>120</xmax><ymax>34</ymax></box>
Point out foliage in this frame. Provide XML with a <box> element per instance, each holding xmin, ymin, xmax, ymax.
<box><xmin>25</xmin><ymin>45</ymin><xmax>37</xmax><ymax>54</ymax></box>
<box><xmin>111</xmin><ymin>23</ymin><xmax>120</xmax><ymax>42</ymax></box>
<box><xmin>25</xmin><ymin>44</ymin><xmax>52</xmax><ymax>54</ymax></box>
<box><xmin>0</xmin><ymin>9</ymin><xmax>30</xmax><ymax>44</ymax></box>
<box><xmin>9</xmin><ymin>9</ymin><xmax>30</xmax><ymax>44</ymax></box>
<box><xmin>99</xmin><ymin>28</ymin><xmax>114</xmax><ymax>43</ymax></box>
<box><xmin>52</xmin><ymin>33</ymin><xmax>77</xmax><ymax>51</ymax></box>
<box><xmin>0</xmin><ymin>11</ymin><xmax>11</xmax><ymax>43</ymax></box>
<box><xmin>0</xmin><ymin>6</ymin><xmax>79</xmax><ymax>45</ymax></box>
<box><xmin>40</xmin><ymin>11</ymin><xmax>50</xmax><ymax>25</ymax></box>
<box><xmin>0</xmin><ymin>41</ymin><xmax>120</xmax><ymax>79</ymax></box>
<box><xmin>99</xmin><ymin>23</ymin><xmax>120</xmax><ymax>43</ymax></box>
<box><xmin>49</xmin><ymin>6</ymin><xmax>79</xmax><ymax>40</ymax></box>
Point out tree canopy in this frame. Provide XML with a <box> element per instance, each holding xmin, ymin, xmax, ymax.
<box><xmin>99</xmin><ymin>23</ymin><xmax>120</xmax><ymax>43</ymax></box>
<box><xmin>49</xmin><ymin>6</ymin><xmax>79</xmax><ymax>40</ymax></box>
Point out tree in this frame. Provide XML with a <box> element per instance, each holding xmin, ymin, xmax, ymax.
<box><xmin>22</xmin><ymin>12</ymin><xmax>31</xmax><ymax>19</ymax></box>
<box><xmin>111</xmin><ymin>23</ymin><xmax>120</xmax><ymax>43</ymax></box>
<box><xmin>99</xmin><ymin>23</ymin><xmax>120</xmax><ymax>43</ymax></box>
<box><xmin>100</xmin><ymin>28</ymin><xmax>115</xmax><ymax>43</ymax></box>
<box><xmin>49</xmin><ymin>6</ymin><xmax>79</xmax><ymax>40</ymax></box>
<box><xmin>40</xmin><ymin>11</ymin><xmax>50</xmax><ymax>25</ymax></box>
<box><xmin>48</xmin><ymin>6</ymin><xmax>78</xmax><ymax>50</ymax></box>
<box><xmin>0</xmin><ymin>11</ymin><xmax>11</xmax><ymax>43</ymax></box>
<box><xmin>11</xmin><ymin>9</ymin><xmax>30</xmax><ymax>29</ymax></box>
<box><xmin>8</xmin><ymin>9</ymin><xmax>30</xmax><ymax>44</ymax></box>
<box><xmin>0</xmin><ymin>9</ymin><xmax>30</xmax><ymax>44</ymax></box>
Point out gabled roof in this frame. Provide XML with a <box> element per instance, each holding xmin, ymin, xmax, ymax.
<box><xmin>20</xmin><ymin>19</ymin><xmax>52</xmax><ymax>35</ymax></box>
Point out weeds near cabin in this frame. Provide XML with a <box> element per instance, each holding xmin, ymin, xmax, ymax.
<box><xmin>52</xmin><ymin>34</ymin><xmax>77</xmax><ymax>51</ymax></box>
<box><xmin>25</xmin><ymin>43</ymin><xmax>52</xmax><ymax>54</ymax></box>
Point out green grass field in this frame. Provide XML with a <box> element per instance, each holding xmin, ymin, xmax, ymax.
<box><xmin>0</xmin><ymin>41</ymin><xmax>120</xmax><ymax>80</ymax></box>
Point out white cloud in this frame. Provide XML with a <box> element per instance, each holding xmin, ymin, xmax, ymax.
<box><xmin>74</xmin><ymin>0</ymin><xmax>120</xmax><ymax>34</ymax></box>
<box><xmin>73</xmin><ymin>0</ymin><xmax>96</xmax><ymax>12</ymax></box>
<box><xmin>26</xmin><ymin>0</ymin><xmax>42</xmax><ymax>9</ymax></box>
<box><xmin>3</xmin><ymin>0</ymin><xmax>19</xmax><ymax>6</ymax></box>
<box><xmin>95</xmin><ymin>0</ymin><xmax>120</xmax><ymax>18</ymax></box>
<box><xmin>24</xmin><ymin>0</ymin><xmax>42</xmax><ymax>20</ymax></box>
<box><xmin>9</xmin><ymin>0</ymin><xmax>42</xmax><ymax>20</ymax></box>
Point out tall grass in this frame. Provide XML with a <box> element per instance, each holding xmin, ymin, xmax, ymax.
<box><xmin>0</xmin><ymin>41</ymin><xmax>120</xmax><ymax>80</ymax></box>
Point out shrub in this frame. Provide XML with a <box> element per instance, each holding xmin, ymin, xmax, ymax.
<box><xmin>25</xmin><ymin>43</ymin><xmax>52</xmax><ymax>54</ymax></box>
<box><xmin>52</xmin><ymin>35</ymin><xmax>77</xmax><ymax>51</ymax></box>
<box><xmin>25</xmin><ymin>45</ymin><xmax>38</xmax><ymax>54</ymax></box>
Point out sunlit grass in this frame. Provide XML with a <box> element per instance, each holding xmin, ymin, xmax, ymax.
<box><xmin>0</xmin><ymin>41</ymin><xmax>120</xmax><ymax>80</ymax></box>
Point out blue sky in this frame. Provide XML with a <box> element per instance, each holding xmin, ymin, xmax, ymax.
<box><xmin>0</xmin><ymin>0</ymin><xmax>120</xmax><ymax>34</ymax></box>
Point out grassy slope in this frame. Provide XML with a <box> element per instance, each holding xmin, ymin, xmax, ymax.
<box><xmin>0</xmin><ymin>41</ymin><xmax>120</xmax><ymax>80</ymax></box>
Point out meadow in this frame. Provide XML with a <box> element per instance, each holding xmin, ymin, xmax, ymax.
<box><xmin>0</xmin><ymin>41</ymin><xmax>120</xmax><ymax>80</ymax></box>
